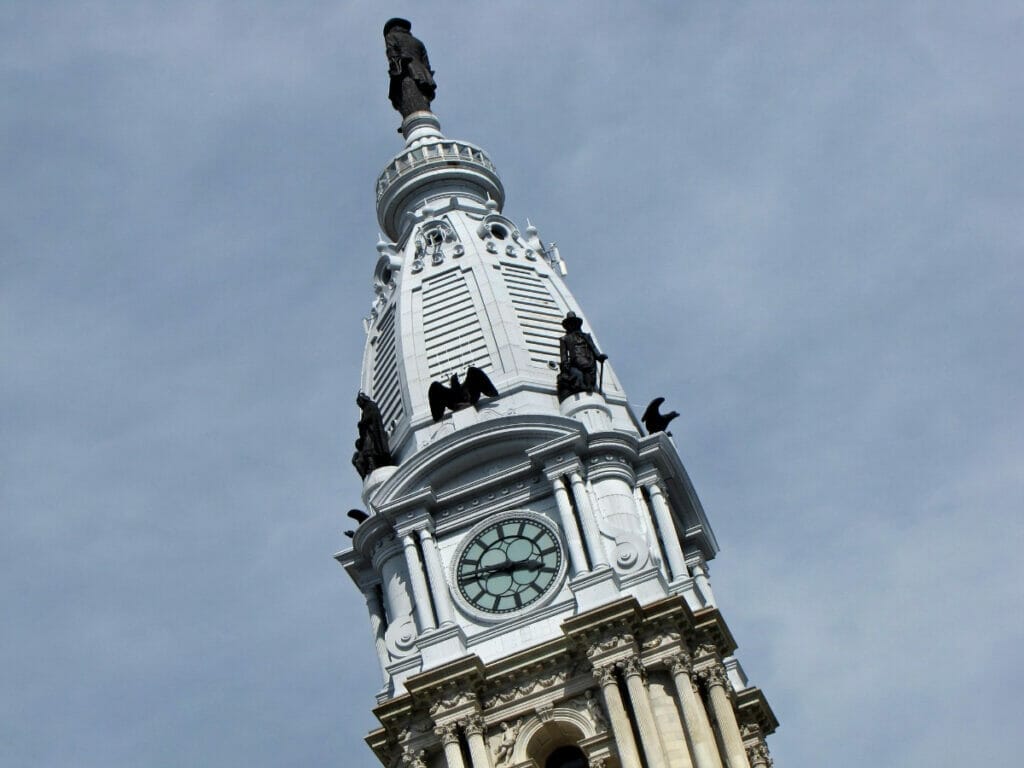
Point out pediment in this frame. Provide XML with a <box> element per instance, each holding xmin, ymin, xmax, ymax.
<box><xmin>371</xmin><ymin>415</ymin><xmax>584</xmax><ymax>514</ymax></box>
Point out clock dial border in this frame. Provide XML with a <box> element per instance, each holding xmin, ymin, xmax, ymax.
<box><xmin>449</xmin><ymin>510</ymin><xmax>567</xmax><ymax>622</ymax></box>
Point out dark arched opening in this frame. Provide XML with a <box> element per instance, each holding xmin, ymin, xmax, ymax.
<box><xmin>545</xmin><ymin>745</ymin><xmax>587</xmax><ymax>768</ymax></box>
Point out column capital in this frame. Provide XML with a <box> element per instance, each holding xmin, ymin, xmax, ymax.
<box><xmin>698</xmin><ymin>663</ymin><xmax>731</xmax><ymax>693</ymax></box>
<box><xmin>668</xmin><ymin>651</ymin><xmax>693</xmax><ymax>677</ymax></box>
<box><xmin>434</xmin><ymin>722</ymin><xmax>460</xmax><ymax>746</ymax></box>
<box><xmin>399</xmin><ymin>744</ymin><xmax>428</xmax><ymax>768</ymax></box>
<box><xmin>543</xmin><ymin>456</ymin><xmax>584</xmax><ymax>480</ymax></box>
<box><xmin>619</xmin><ymin>654</ymin><xmax>646</xmax><ymax>682</ymax></box>
<box><xmin>460</xmin><ymin>713</ymin><xmax>485</xmax><ymax>737</ymax></box>
<box><xmin>394</xmin><ymin>509</ymin><xmax>432</xmax><ymax>538</ymax></box>
<box><xmin>746</xmin><ymin>742</ymin><xmax>772</xmax><ymax>768</ymax></box>
<box><xmin>591</xmin><ymin>662</ymin><xmax>618</xmax><ymax>686</ymax></box>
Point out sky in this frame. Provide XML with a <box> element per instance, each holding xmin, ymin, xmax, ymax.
<box><xmin>2</xmin><ymin>2</ymin><xmax>1022</xmax><ymax>766</ymax></box>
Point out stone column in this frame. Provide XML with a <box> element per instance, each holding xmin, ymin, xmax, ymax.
<box><xmin>569</xmin><ymin>471</ymin><xmax>610</xmax><ymax>568</ymax></box>
<box><xmin>401</xmin><ymin>532</ymin><xmax>436</xmax><ymax>632</ymax></box>
<box><xmin>362</xmin><ymin>584</ymin><xmax>389</xmax><ymax>677</ymax></box>
<box><xmin>668</xmin><ymin>653</ymin><xmax>723</xmax><ymax>768</ymax></box>
<box><xmin>435</xmin><ymin>723</ymin><xmax>466</xmax><ymax>768</ymax></box>
<box><xmin>593</xmin><ymin>663</ymin><xmax>643</xmax><ymax>768</ymax></box>
<box><xmin>462</xmin><ymin>714</ymin><xmax>492</xmax><ymax>768</ymax></box>
<box><xmin>645</xmin><ymin>481</ymin><xmax>689</xmax><ymax>581</ymax></box>
<box><xmin>703</xmin><ymin>666</ymin><xmax>750</xmax><ymax>768</ymax></box>
<box><xmin>689</xmin><ymin>554</ymin><xmax>716</xmax><ymax>607</ymax></box>
<box><xmin>417</xmin><ymin>526</ymin><xmax>455</xmax><ymax>625</ymax></box>
<box><xmin>621</xmin><ymin>657</ymin><xmax>668</xmax><ymax>768</ymax></box>
<box><xmin>551</xmin><ymin>475</ymin><xmax>589</xmax><ymax>574</ymax></box>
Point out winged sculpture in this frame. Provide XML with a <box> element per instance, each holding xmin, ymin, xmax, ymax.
<box><xmin>428</xmin><ymin>366</ymin><xmax>499</xmax><ymax>422</ymax></box>
<box><xmin>642</xmin><ymin>397</ymin><xmax>679</xmax><ymax>435</ymax></box>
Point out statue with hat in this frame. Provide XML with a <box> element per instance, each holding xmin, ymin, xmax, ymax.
<box><xmin>557</xmin><ymin>312</ymin><xmax>608</xmax><ymax>401</ymax></box>
<box><xmin>383</xmin><ymin>18</ymin><xmax>436</xmax><ymax>118</ymax></box>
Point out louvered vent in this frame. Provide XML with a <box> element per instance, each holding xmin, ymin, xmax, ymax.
<box><xmin>422</xmin><ymin>268</ymin><xmax>491</xmax><ymax>378</ymax></box>
<box><xmin>371</xmin><ymin>306</ymin><xmax>403</xmax><ymax>431</ymax></box>
<box><xmin>502</xmin><ymin>263</ymin><xmax>566</xmax><ymax>365</ymax></box>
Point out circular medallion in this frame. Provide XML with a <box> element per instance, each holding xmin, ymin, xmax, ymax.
<box><xmin>454</xmin><ymin>513</ymin><xmax>564</xmax><ymax>616</ymax></box>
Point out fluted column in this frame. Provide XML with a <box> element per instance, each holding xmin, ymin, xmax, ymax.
<box><xmin>645</xmin><ymin>481</ymin><xmax>688</xmax><ymax>581</ymax></box>
<box><xmin>435</xmin><ymin>723</ymin><xmax>466</xmax><ymax>768</ymax></box>
<box><xmin>593</xmin><ymin>663</ymin><xmax>643</xmax><ymax>768</ymax></box>
<box><xmin>569</xmin><ymin>471</ymin><xmax>610</xmax><ymax>568</ymax></box>
<box><xmin>703</xmin><ymin>666</ymin><xmax>749</xmax><ymax>768</ymax></box>
<box><xmin>551</xmin><ymin>475</ymin><xmax>589</xmax><ymax>574</ymax></box>
<box><xmin>669</xmin><ymin>653</ymin><xmax>723</xmax><ymax>768</ymax></box>
<box><xmin>462</xmin><ymin>714</ymin><xmax>492</xmax><ymax>768</ymax></box>
<box><xmin>417</xmin><ymin>526</ymin><xmax>455</xmax><ymax>625</ymax></box>
<box><xmin>621</xmin><ymin>657</ymin><xmax>668</xmax><ymax>768</ymax></box>
<box><xmin>401</xmin><ymin>532</ymin><xmax>436</xmax><ymax>632</ymax></box>
<box><xmin>362</xmin><ymin>585</ymin><xmax>389</xmax><ymax>677</ymax></box>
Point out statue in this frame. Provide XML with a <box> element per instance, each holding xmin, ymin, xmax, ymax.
<box><xmin>493</xmin><ymin>719</ymin><xmax>521</xmax><ymax>765</ymax></box>
<box><xmin>427</xmin><ymin>366</ymin><xmax>499</xmax><ymax>422</ymax></box>
<box><xmin>584</xmin><ymin>689</ymin><xmax>608</xmax><ymax>731</ymax></box>
<box><xmin>641</xmin><ymin>397</ymin><xmax>679</xmax><ymax>435</ymax></box>
<box><xmin>352</xmin><ymin>393</ymin><xmax>394</xmax><ymax>479</ymax></box>
<box><xmin>557</xmin><ymin>312</ymin><xmax>607</xmax><ymax>401</ymax></box>
<box><xmin>384</xmin><ymin>18</ymin><xmax>436</xmax><ymax>117</ymax></box>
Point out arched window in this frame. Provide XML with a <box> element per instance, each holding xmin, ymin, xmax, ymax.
<box><xmin>545</xmin><ymin>745</ymin><xmax>587</xmax><ymax>768</ymax></box>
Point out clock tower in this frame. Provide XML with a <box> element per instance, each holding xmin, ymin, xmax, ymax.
<box><xmin>338</xmin><ymin>20</ymin><xmax>777</xmax><ymax>768</ymax></box>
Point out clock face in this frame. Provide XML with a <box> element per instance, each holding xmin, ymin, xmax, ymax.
<box><xmin>455</xmin><ymin>516</ymin><xmax>563</xmax><ymax>615</ymax></box>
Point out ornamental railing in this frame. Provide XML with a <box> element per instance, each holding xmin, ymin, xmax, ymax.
<box><xmin>376</xmin><ymin>140</ymin><xmax>499</xmax><ymax>201</ymax></box>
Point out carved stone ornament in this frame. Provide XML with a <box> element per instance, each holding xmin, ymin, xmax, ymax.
<box><xmin>483</xmin><ymin>666</ymin><xmax>569</xmax><ymax>709</ymax></box>
<box><xmin>746</xmin><ymin>742</ymin><xmax>773</xmax><ymax>767</ymax></box>
<box><xmin>535</xmin><ymin>704</ymin><xmax>554</xmax><ymax>723</ymax></box>
<box><xmin>699</xmin><ymin>664</ymin><xmax>730</xmax><ymax>692</ymax></box>
<box><xmin>588</xmin><ymin>758</ymin><xmax>608</xmax><ymax>768</ymax></box>
<box><xmin>668</xmin><ymin>651</ymin><xmax>693</xmax><ymax>677</ymax></box>
<box><xmin>428</xmin><ymin>689</ymin><xmax>477</xmax><ymax>718</ymax></box>
<box><xmin>399</xmin><ymin>744</ymin><xmax>427</xmax><ymax>768</ymax></box>
<box><xmin>582</xmin><ymin>689</ymin><xmax>608</xmax><ymax>731</ymax></box>
<box><xmin>694</xmin><ymin>641</ymin><xmax>719</xmax><ymax>659</ymax></box>
<box><xmin>619</xmin><ymin>655</ymin><xmax>646</xmax><ymax>682</ymax></box>
<box><xmin>586</xmin><ymin>633</ymin><xmax>634</xmax><ymax>660</ymax></box>
<box><xmin>434</xmin><ymin>722</ymin><xmax>460</xmax><ymax>746</ymax></box>
<box><xmin>642</xmin><ymin>630</ymin><xmax>681</xmax><ymax>651</ymax></box>
<box><xmin>591</xmin><ymin>663</ymin><xmax>618</xmax><ymax>686</ymax></box>
<box><xmin>461</xmin><ymin>713</ymin><xmax>485</xmax><ymax>737</ymax></box>
<box><xmin>493</xmin><ymin>719</ymin><xmax>522</xmax><ymax>766</ymax></box>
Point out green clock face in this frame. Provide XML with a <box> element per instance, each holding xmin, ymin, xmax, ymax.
<box><xmin>456</xmin><ymin>516</ymin><xmax>563</xmax><ymax>614</ymax></box>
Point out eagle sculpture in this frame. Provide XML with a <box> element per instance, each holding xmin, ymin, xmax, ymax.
<box><xmin>428</xmin><ymin>366</ymin><xmax>499</xmax><ymax>422</ymax></box>
<box><xmin>642</xmin><ymin>397</ymin><xmax>679</xmax><ymax>435</ymax></box>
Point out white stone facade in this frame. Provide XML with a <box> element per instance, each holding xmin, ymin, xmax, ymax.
<box><xmin>338</xmin><ymin>108</ymin><xmax>776</xmax><ymax>768</ymax></box>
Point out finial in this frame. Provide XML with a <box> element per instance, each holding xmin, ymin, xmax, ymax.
<box><xmin>384</xmin><ymin>19</ymin><xmax>436</xmax><ymax>118</ymax></box>
<box><xmin>485</xmin><ymin>196</ymin><xmax>499</xmax><ymax>213</ymax></box>
<box><xmin>525</xmin><ymin>219</ymin><xmax>539</xmax><ymax>239</ymax></box>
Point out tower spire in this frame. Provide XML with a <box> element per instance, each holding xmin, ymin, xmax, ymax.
<box><xmin>339</xmin><ymin>21</ymin><xmax>777</xmax><ymax>768</ymax></box>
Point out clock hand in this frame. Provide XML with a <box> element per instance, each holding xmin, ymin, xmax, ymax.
<box><xmin>459</xmin><ymin>557</ymin><xmax>546</xmax><ymax>581</ymax></box>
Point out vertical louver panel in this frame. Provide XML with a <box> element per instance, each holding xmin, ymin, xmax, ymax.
<box><xmin>422</xmin><ymin>268</ymin><xmax>491</xmax><ymax>378</ymax></box>
<box><xmin>502</xmin><ymin>263</ymin><xmax>566</xmax><ymax>365</ymax></box>
<box><xmin>371</xmin><ymin>306</ymin><xmax>403</xmax><ymax>431</ymax></box>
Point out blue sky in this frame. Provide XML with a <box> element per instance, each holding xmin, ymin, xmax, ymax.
<box><xmin>2</xmin><ymin>3</ymin><xmax>1022</xmax><ymax>766</ymax></box>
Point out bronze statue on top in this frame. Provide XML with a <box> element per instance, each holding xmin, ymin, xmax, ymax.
<box><xmin>352</xmin><ymin>392</ymin><xmax>394</xmax><ymax>479</ymax></box>
<box><xmin>384</xmin><ymin>18</ymin><xmax>436</xmax><ymax>117</ymax></box>
<box><xmin>557</xmin><ymin>312</ymin><xmax>608</xmax><ymax>401</ymax></box>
